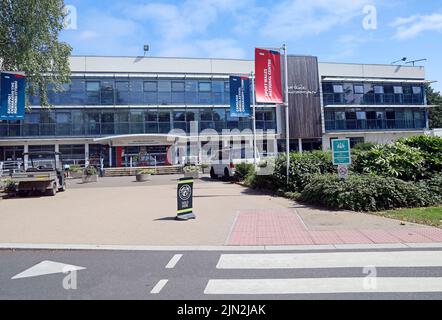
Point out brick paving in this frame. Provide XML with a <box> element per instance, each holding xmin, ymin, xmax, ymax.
<box><xmin>227</xmin><ymin>210</ymin><xmax>442</xmax><ymax>246</ymax></box>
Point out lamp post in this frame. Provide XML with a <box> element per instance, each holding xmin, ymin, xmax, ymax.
<box><xmin>282</xmin><ymin>44</ymin><xmax>290</xmax><ymax>185</ymax></box>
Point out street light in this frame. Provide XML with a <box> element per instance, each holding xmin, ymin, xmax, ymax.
<box><xmin>144</xmin><ymin>45</ymin><xmax>150</xmax><ymax>56</ymax></box>
<box><xmin>391</xmin><ymin>57</ymin><xmax>407</xmax><ymax>65</ymax></box>
<box><xmin>406</xmin><ymin>58</ymin><xmax>427</xmax><ymax>66</ymax></box>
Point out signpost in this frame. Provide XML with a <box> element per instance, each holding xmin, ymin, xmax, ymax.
<box><xmin>0</xmin><ymin>72</ymin><xmax>26</xmax><ymax>120</ymax></box>
<box><xmin>176</xmin><ymin>178</ymin><xmax>195</xmax><ymax>221</ymax></box>
<box><xmin>332</xmin><ymin>139</ymin><xmax>351</xmax><ymax>180</ymax></box>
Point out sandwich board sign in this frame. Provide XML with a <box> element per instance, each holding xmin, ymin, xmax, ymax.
<box><xmin>176</xmin><ymin>178</ymin><xmax>195</xmax><ymax>221</ymax></box>
<box><xmin>332</xmin><ymin>139</ymin><xmax>351</xmax><ymax>166</ymax></box>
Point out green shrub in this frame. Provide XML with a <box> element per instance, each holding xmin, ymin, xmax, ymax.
<box><xmin>353</xmin><ymin>142</ymin><xmax>377</xmax><ymax>151</ymax></box>
<box><xmin>352</xmin><ymin>142</ymin><xmax>426</xmax><ymax>181</ymax></box>
<box><xmin>300</xmin><ymin>174</ymin><xmax>433</xmax><ymax>212</ymax></box>
<box><xmin>234</xmin><ymin>163</ymin><xmax>255</xmax><ymax>182</ymax></box>
<box><xmin>273</xmin><ymin>151</ymin><xmax>334</xmax><ymax>192</ymax></box>
<box><xmin>183</xmin><ymin>165</ymin><xmax>199</xmax><ymax>173</ymax></box>
<box><xmin>2</xmin><ymin>178</ymin><xmax>17</xmax><ymax>194</ymax></box>
<box><xmin>137</xmin><ymin>168</ymin><xmax>156</xmax><ymax>175</ymax></box>
<box><xmin>417</xmin><ymin>174</ymin><xmax>442</xmax><ymax>205</ymax></box>
<box><xmin>245</xmin><ymin>171</ymin><xmax>278</xmax><ymax>190</ymax></box>
<box><xmin>68</xmin><ymin>165</ymin><xmax>83</xmax><ymax>173</ymax></box>
<box><xmin>400</xmin><ymin>135</ymin><xmax>442</xmax><ymax>174</ymax></box>
<box><xmin>84</xmin><ymin>166</ymin><xmax>98</xmax><ymax>176</ymax></box>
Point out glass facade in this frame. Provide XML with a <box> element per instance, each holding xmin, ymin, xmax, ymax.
<box><xmin>325</xmin><ymin>108</ymin><xmax>427</xmax><ymax>131</ymax></box>
<box><xmin>0</xmin><ymin>108</ymin><xmax>277</xmax><ymax>138</ymax></box>
<box><xmin>322</xmin><ymin>82</ymin><xmax>425</xmax><ymax>106</ymax></box>
<box><xmin>29</xmin><ymin>77</ymin><xmax>232</xmax><ymax>106</ymax></box>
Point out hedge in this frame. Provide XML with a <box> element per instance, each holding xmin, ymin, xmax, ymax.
<box><xmin>273</xmin><ymin>151</ymin><xmax>335</xmax><ymax>192</ymax></box>
<box><xmin>300</xmin><ymin>174</ymin><xmax>440</xmax><ymax>212</ymax></box>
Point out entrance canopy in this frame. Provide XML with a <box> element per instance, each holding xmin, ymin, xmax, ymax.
<box><xmin>93</xmin><ymin>133</ymin><xmax>280</xmax><ymax>147</ymax></box>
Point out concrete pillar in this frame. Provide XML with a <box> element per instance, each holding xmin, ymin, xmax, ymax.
<box><xmin>298</xmin><ymin>138</ymin><xmax>303</xmax><ymax>154</ymax></box>
<box><xmin>108</xmin><ymin>146</ymin><xmax>112</xmax><ymax>168</ymax></box>
<box><xmin>23</xmin><ymin>144</ymin><xmax>29</xmax><ymax>171</ymax></box>
<box><xmin>85</xmin><ymin>143</ymin><xmax>90</xmax><ymax>167</ymax></box>
<box><xmin>54</xmin><ymin>144</ymin><xmax>60</xmax><ymax>168</ymax></box>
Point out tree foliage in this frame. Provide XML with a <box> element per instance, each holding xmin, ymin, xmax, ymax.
<box><xmin>426</xmin><ymin>85</ymin><xmax>442</xmax><ymax>129</ymax></box>
<box><xmin>0</xmin><ymin>0</ymin><xmax>72</xmax><ymax>107</ymax></box>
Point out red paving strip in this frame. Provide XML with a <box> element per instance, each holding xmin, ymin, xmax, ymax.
<box><xmin>388</xmin><ymin>230</ymin><xmax>434</xmax><ymax>243</ymax></box>
<box><xmin>227</xmin><ymin>210</ymin><xmax>442</xmax><ymax>246</ymax></box>
<box><xmin>309</xmin><ymin>231</ymin><xmax>344</xmax><ymax>245</ymax></box>
<box><xmin>359</xmin><ymin>229</ymin><xmax>404</xmax><ymax>244</ymax></box>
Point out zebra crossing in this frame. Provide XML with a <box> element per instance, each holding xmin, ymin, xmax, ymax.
<box><xmin>203</xmin><ymin>250</ymin><xmax>442</xmax><ymax>296</ymax></box>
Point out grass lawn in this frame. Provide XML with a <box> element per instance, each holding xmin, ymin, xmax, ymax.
<box><xmin>377</xmin><ymin>207</ymin><xmax>442</xmax><ymax>228</ymax></box>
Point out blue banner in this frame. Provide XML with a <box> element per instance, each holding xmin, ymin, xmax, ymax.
<box><xmin>230</xmin><ymin>76</ymin><xmax>251</xmax><ymax>118</ymax></box>
<box><xmin>1</xmin><ymin>72</ymin><xmax>26</xmax><ymax>120</ymax></box>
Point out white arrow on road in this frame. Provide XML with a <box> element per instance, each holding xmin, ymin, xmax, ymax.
<box><xmin>11</xmin><ymin>261</ymin><xmax>86</xmax><ymax>280</ymax></box>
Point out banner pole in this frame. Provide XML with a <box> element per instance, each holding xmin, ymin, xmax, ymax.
<box><xmin>251</xmin><ymin>72</ymin><xmax>257</xmax><ymax>166</ymax></box>
<box><xmin>283</xmin><ymin>44</ymin><xmax>290</xmax><ymax>185</ymax></box>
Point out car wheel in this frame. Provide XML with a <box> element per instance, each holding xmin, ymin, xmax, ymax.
<box><xmin>223</xmin><ymin>167</ymin><xmax>231</xmax><ymax>180</ymax></box>
<box><xmin>59</xmin><ymin>181</ymin><xmax>66</xmax><ymax>192</ymax></box>
<box><xmin>210</xmin><ymin>167</ymin><xmax>218</xmax><ymax>179</ymax></box>
<box><xmin>46</xmin><ymin>183</ymin><xmax>57</xmax><ymax>196</ymax></box>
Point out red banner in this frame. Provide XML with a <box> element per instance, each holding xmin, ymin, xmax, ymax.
<box><xmin>255</xmin><ymin>48</ymin><xmax>283</xmax><ymax>104</ymax></box>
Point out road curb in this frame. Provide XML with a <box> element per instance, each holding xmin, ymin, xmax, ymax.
<box><xmin>1</xmin><ymin>243</ymin><xmax>442</xmax><ymax>252</ymax></box>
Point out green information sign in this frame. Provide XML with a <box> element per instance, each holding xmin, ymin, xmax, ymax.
<box><xmin>332</xmin><ymin>139</ymin><xmax>351</xmax><ymax>166</ymax></box>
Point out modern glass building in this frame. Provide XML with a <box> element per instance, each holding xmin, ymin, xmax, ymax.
<box><xmin>0</xmin><ymin>55</ymin><xmax>431</xmax><ymax>168</ymax></box>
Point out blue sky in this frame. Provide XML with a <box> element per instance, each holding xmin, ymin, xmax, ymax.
<box><xmin>61</xmin><ymin>0</ymin><xmax>442</xmax><ymax>92</ymax></box>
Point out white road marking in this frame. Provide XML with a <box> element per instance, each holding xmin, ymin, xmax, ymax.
<box><xmin>166</xmin><ymin>254</ymin><xmax>183</xmax><ymax>269</ymax></box>
<box><xmin>205</xmin><ymin>278</ymin><xmax>442</xmax><ymax>295</ymax></box>
<box><xmin>12</xmin><ymin>261</ymin><xmax>86</xmax><ymax>280</ymax></box>
<box><xmin>150</xmin><ymin>279</ymin><xmax>169</xmax><ymax>294</ymax></box>
<box><xmin>217</xmin><ymin>251</ymin><xmax>442</xmax><ymax>269</ymax></box>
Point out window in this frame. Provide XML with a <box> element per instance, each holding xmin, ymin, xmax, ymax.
<box><xmin>144</xmin><ymin>81</ymin><xmax>157</xmax><ymax>92</ymax></box>
<box><xmin>185</xmin><ymin>81</ymin><xmax>198</xmax><ymax>104</ymax></box>
<box><xmin>158</xmin><ymin>81</ymin><xmax>171</xmax><ymax>105</ymax></box>
<box><xmin>374</xmin><ymin>86</ymin><xmax>384</xmax><ymax>94</ymax></box>
<box><xmin>356</xmin><ymin>111</ymin><xmax>366</xmax><ymax>120</ymax></box>
<box><xmin>354</xmin><ymin>85</ymin><xmax>364</xmax><ymax>94</ymax></box>
<box><xmin>333</xmin><ymin>85</ymin><xmax>344</xmax><ymax>93</ymax></box>
<box><xmin>116</xmin><ymin>81</ymin><xmax>129</xmax><ymax>91</ymax></box>
<box><xmin>86</xmin><ymin>82</ymin><xmax>100</xmax><ymax>92</ymax></box>
<box><xmin>115</xmin><ymin>81</ymin><xmax>130</xmax><ymax>105</ymax></box>
<box><xmin>349</xmin><ymin>137</ymin><xmax>365</xmax><ymax>148</ymax></box>
<box><xmin>86</xmin><ymin>81</ymin><xmax>100</xmax><ymax>105</ymax></box>
<box><xmin>130</xmin><ymin>80</ymin><xmax>144</xmax><ymax>105</ymax></box>
<box><xmin>171</xmin><ymin>81</ymin><xmax>185</xmax><ymax>104</ymax></box>
<box><xmin>394</xmin><ymin>86</ymin><xmax>403</xmax><ymax>94</ymax></box>
<box><xmin>171</xmin><ymin>81</ymin><xmax>185</xmax><ymax>92</ymax></box>
<box><xmin>199</xmin><ymin>82</ymin><xmax>212</xmax><ymax>92</ymax></box>
<box><xmin>199</xmin><ymin>82</ymin><xmax>212</xmax><ymax>104</ymax></box>
<box><xmin>412</xmin><ymin>86</ymin><xmax>422</xmax><ymax>94</ymax></box>
<box><xmin>100</xmin><ymin>80</ymin><xmax>114</xmax><ymax>105</ymax></box>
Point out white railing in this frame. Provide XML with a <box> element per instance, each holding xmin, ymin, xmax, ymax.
<box><xmin>0</xmin><ymin>161</ymin><xmax>23</xmax><ymax>176</ymax></box>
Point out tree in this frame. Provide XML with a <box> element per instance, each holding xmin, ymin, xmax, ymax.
<box><xmin>0</xmin><ymin>0</ymin><xmax>72</xmax><ymax>107</ymax></box>
<box><xmin>426</xmin><ymin>85</ymin><xmax>442</xmax><ymax>129</ymax></box>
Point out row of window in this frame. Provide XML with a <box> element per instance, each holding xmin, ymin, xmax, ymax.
<box><xmin>324</xmin><ymin>108</ymin><xmax>427</xmax><ymax>131</ymax></box>
<box><xmin>0</xmin><ymin>108</ymin><xmax>277</xmax><ymax>138</ymax></box>
<box><xmin>29</xmin><ymin>78</ymin><xmax>234</xmax><ymax>106</ymax></box>
<box><xmin>322</xmin><ymin>82</ymin><xmax>425</xmax><ymax>106</ymax></box>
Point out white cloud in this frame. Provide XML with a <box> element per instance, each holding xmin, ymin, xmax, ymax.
<box><xmin>259</xmin><ymin>0</ymin><xmax>374</xmax><ymax>40</ymax></box>
<box><xmin>122</xmin><ymin>0</ymin><xmax>251</xmax><ymax>58</ymax></box>
<box><xmin>61</xmin><ymin>9</ymin><xmax>145</xmax><ymax>56</ymax></box>
<box><xmin>391</xmin><ymin>13</ymin><xmax>442</xmax><ymax>40</ymax></box>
